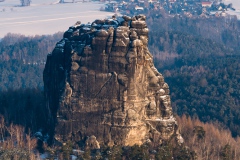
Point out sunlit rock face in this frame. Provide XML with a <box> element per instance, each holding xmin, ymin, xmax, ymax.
<box><xmin>43</xmin><ymin>14</ymin><xmax>181</xmax><ymax>147</ymax></box>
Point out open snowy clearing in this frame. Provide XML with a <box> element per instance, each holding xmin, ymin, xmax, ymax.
<box><xmin>224</xmin><ymin>0</ymin><xmax>240</xmax><ymax>9</ymax></box>
<box><xmin>0</xmin><ymin>0</ymin><xmax>113</xmax><ymax>37</ymax></box>
<box><xmin>222</xmin><ymin>0</ymin><xmax>240</xmax><ymax>19</ymax></box>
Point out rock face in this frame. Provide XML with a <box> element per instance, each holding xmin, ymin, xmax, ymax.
<box><xmin>43</xmin><ymin>14</ymin><xmax>182</xmax><ymax>147</ymax></box>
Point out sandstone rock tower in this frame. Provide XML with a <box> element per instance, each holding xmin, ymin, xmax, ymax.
<box><xmin>44</xmin><ymin>15</ymin><xmax>182</xmax><ymax>147</ymax></box>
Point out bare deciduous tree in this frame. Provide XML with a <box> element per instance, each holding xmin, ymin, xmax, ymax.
<box><xmin>177</xmin><ymin>115</ymin><xmax>240</xmax><ymax>159</ymax></box>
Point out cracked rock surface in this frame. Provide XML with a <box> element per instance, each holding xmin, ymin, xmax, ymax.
<box><xmin>43</xmin><ymin>14</ymin><xmax>182</xmax><ymax>147</ymax></box>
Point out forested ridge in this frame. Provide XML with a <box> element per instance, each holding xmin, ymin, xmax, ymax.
<box><xmin>144</xmin><ymin>12</ymin><xmax>240</xmax><ymax>138</ymax></box>
<box><xmin>0</xmin><ymin>33</ymin><xmax>62</xmax><ymax>90</ymax></box>
<box><xmin>0</xmin><ymin>60</ymin><xmax>44</xmax><ymax>90</ymax></box>
<box><xmin>165</xmin><ymin>56</ymin><xmax>240</xmax><ymax>136</ymax></box>
<box><xmin>146</xmin><ymin>11</ymin><xmax>240</xmax><ymax>50</ymax></box>
<box><xmin>0</xmin><ymin>14</ymin><xmax>240</xmax><ymax>159</ymax></box>
<box><xmin>147</xmin><ymin>29</ymin><xmax>240</xmax><ymax>137</ymax></box>
<box><xmin>0</xmin><ymin>89</ymin><xmax>46</xmax><ymax>132</ymax></box>
<box><xmin>0</xmin><ymin>33</ymin><xmax>62</xmax><ymax>62</ymax></box>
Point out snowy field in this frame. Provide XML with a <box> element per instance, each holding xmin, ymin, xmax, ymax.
<box><xmin>0</xmin><ymin>0</ymin><xmax>113</xmax><ymax>38</ymax></box>
<box><xmin>0</xmin><ymin>0</ymin><xmax>240</xmax><ymax>38</ymax></box>
<box><xmin>223</xmin><ymin>0</ymin><xmax>240</xmax><ymax>19</ymax></box>
<box><xmin>224</xmin><ymin>0</ymin><xmax>240</xmax><ymax>9</ymax></box>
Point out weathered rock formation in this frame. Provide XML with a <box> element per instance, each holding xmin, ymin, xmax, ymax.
<box><xmin>43</xmin><ymin>14</ymin><xmax>182</xmax><ymax>147</ymax></box>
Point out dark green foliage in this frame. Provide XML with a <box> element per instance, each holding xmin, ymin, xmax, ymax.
<box><xmin>127</xmin><ymin>145</ymin><xmax>150</xmax><ymax>160</ymax></box>
<box><xmin>0</xmin><ymin>33</ymin><xmax>62</xmax><ymax>90</ymax></box>
<box><xmin>114</xmin><ymin>146</ymin><xmax>124</xmax><ymax>159</ymax></box>
<box><xmin>97</xmin><ymin>144</ymin><xmax>194</xmax><ymax>160</ymax></box>
<box><xmin>0</xmin><ymin>33</ymin><xmax>62</xmax><ymax>62</ymax></box>
<box><xmin>40</xmin><ymin>143</ymin><xmax>196</xmax><ymax>160</ymax></box>
<box><xmin>149</xmin><ymin>31</ymin><xmax>231</xmax><ymax>57</ymax></box>
<box><xmin>173</xmin><ymin>145</ymin><xmax>195</xmax><ymax>160</ymax></box>
<box><xmin>146</xmin><ymin>13</ymin><xmax>240</xmax><ymax>137</ymax></box>
<box><xmin>155</xmin><ymin>145</ymin><xmax>172</xmax><ymax>160</ymax></box>
<box><xmin>163</xmin><ymin>56</ymin><xmax>240</xmax><ymax>137</ymax></box>
<box><xmin>106</xmin><ymin>145</ymin><xmax>123</xmax><ymax>160</ymax></box>
<box><xmin>220</xmin><ymin>144</ymin><xmax>232</xmax><ymax>160</ymax></box>
<box><xmin>147</xmin><ymin>13</ymin><xmax>240</xmax><ymax>50</ymax></box>
<box><xmin>154</xmin><ymin>144</ymin><xmax>195</xmax><ymax>160</ymax></box>
<box><xmin>0</xmin><ymin>13</ymin><xmax>239</xmax><ymax>159</ymax></box>
<box><xmin>94</xmin><ymin>151</ymin><xmax>102</xmax><ymax>160</ymax></box>
<box><xmin>144</xmin><ymin>13</ymin><xmax>240</xmax><ymax>137</ymax></box>
<box><xmin>0</xmin><ymin>89</ymin><xmax>47</xmax><ymax>133</ymax></box>
<box><xmin>62</xmin><ymin>141</ymin><xmax>73</xmax><ymax>160</ymax></box>
<box><xmin>0</xmin><ymin>33</ymin><xmax>62</xmax><ymax>141</ymax></box>
<box><xmin>0</xmin><ymin>60</ymin><xmax>44</xmax><ymax>90</ymax></box>
<box><xmin>148</xmin><ymin>28</ymin><xmax>240</xmax><ymax>137</ymax></box>
<box><xmin>193</xmin><ymin>126</ymin><xmax>205</xmax><ymax>140</ymax></box>
<box><xmin>99</xmin><ymin>145</ymin><xmax>123</xmax><ymax>160</ymax></box>
<box><xmin>82</xmin><ymin>148</ymin><xmax>91</xmax><ymax>160</ymax></box>
<box><xmin>0</xmin><ymin>149</ymin><xmax>33</xmax><ymax>160</ymax></box>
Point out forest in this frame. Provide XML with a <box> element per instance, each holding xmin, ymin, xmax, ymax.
<box><xmin>143</xmin><ymin>11</ymin><xmax>240</xmax><ymax>137</ymax></box>
<box><xmin>148</xmin><ymin>30</ymin><xmax>240</xmax><ymax>137</ymax></box>
<box><xmin>0</xmin><ymin>13</ymin><xmax>240</xmax><ymax>159</ymax></box>
<box><xmin>0</xmin><ymin>33</ymin><xmax>62</xmax><ymax>90</ymax></box>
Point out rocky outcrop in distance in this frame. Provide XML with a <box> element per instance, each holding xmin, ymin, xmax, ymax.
<box><xmin>43</xmin><ymin>14</ymin><xmax>183</xmax><ymax>148</ymax></box>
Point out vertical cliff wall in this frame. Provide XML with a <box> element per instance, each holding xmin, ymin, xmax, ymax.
<box><xmin>43</xmin><ymin>14</ymin><xmax>182</xmax><ymax>147</ymax></box>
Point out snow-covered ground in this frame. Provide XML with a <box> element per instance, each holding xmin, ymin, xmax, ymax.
<box><xmin>0</xmin><ymin>0</ymin><xmax>113</xmax><ymax>38</ymax></box>
<box><xmin>1</xmin><ymin>0</ymin><xmax>239</xmax><ymax>38</ymax></box>
<box><xmin>223</xmin><ymin>0</ymin><xmax>240</xmax><ymax>9</ymax></box>
<box><xmin>223</xmin><ymin>0</ymin><xmax>240</xmax><ymax>19</ymax></box>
